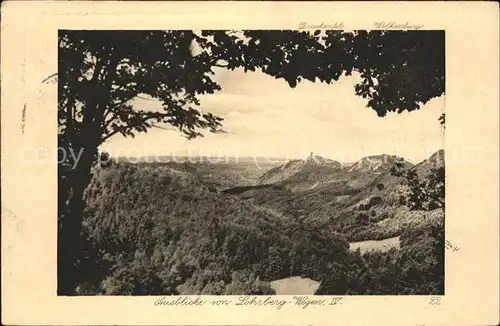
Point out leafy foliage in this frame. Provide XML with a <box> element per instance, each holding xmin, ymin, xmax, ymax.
<box><xmin>348</xmin><ymin>31</ymin><xmax>444</xmax><ymax>117</ymax></box>
<box><xmin>391</xmin><ymin>153</ymin><xmax>445</xmax><ymax>211</ymax></box>
<box><xmin>439</xmin><ymin>113</ymin><xmax>446</xmax><ymax>127</ymax></box>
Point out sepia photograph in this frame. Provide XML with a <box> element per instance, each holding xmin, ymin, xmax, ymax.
<box><xmin>57</xmin><ymin>29</ymin><xmax>446</xmax><ymax>296</ymax></box>
<box><xmin>2</xmin><ymin>2</ymin><xmax>499</xmax><ymax>325</ymax></box>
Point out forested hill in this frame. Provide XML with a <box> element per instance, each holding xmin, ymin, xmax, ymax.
<box><xmin>77</xmin><ymin>153</ymin><xmax>444</xmax><ymax>296</ymax></box>
<box><xmin>80</xmin><ymin>162</ymin><xmax>351</xmax><ymax>295</ymax></box>
<box><xmin>223</xmin><ymin>151</ymin><xmax>443</xmax><ymax>242</ymax></box>
<box><xmin>257</xmin><ymin>154</ymin><xmax>342</xmax><ymax>189</ymax></box>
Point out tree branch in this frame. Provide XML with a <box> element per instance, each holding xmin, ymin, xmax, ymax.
<box><xmin>101</xmin><ymin>113</ymin><xmax>163</xmax><ymax>142</ymax></box>
<box><xmin>151</xmin><ymin>124</ymin><xmax>177</xmax><ymax>131</ymax></box>
<box><xmin>101</xmin><ymin>94</ymin><xmax>138</xmax><ymax>129</ymax></box>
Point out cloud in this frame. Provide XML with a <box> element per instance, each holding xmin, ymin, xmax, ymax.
<box><xmin>198</xmin><ymin>93</ymin><xmax>271</xmax><ymax>117</ymax></box>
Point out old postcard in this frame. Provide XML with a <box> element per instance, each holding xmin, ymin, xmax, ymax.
<box><xmin>1</xmin><ymin>1</ymin><xmax>499</xmax><ymax>325</ymax></box>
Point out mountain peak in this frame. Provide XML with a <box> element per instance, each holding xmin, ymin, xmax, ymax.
<box><xmin>257</xmin><ymin>154</ymin><xmax>342</xmax><ymax>186</ymax></box>
<box><xmin>305</xmin><ymin>152</ymin><xmax>339</xmax><ymax>165</ymax></box>
<box><xmin>348</xmin><ymin>154</ymin><xmax>412</xmax><ymax>173</ymax></box>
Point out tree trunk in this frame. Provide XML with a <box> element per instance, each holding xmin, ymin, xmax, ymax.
<box><xmin>58</xmin><ymin>144</ymin><xmax>97</xmax><ymax>295</ymax></box>
<box><xmin>58</xmin><ymin>52</ymin><xmax>116</xmax><ymax>295</ymax></box>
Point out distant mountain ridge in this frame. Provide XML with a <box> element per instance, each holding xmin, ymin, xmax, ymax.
<box><xmin>116</xmin><ymin>155</ymin><xmax>288</xmax><ymax>165</ymax></box>
<box><xmin>256</xmin><ymin>152</ymin><xmax>413</xmax><ymax>190</ymax></box>
<box><xmin>223</xmin><ymin>150</ymin><xmax>444</xmax><ymax>241</ymax></box>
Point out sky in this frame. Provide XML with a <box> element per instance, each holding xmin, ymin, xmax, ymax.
<box><xmin>100</xmin><ymin>67</ymin><xmax>445</xmax><ymax>164</ymax></box>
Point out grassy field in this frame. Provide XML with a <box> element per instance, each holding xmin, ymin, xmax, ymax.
<box><xmin>270</xmin><ymin>276</ymin><xmax>321</xmax><ymax>295</ymax></box>
<box><xmin>349</xmin><ymin>236</ymin><xmax>401</xmax><ymax>254</ymax></box>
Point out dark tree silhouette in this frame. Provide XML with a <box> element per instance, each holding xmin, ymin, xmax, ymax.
<box><xmin>58</xmin><ymin>30</ymin><xmax>445</xmax><ymax>294</ymax></box>
<box><xmin>390</xmin><ymin>157</ymin><xmax>445</xmax><ymax>211</ymax></box>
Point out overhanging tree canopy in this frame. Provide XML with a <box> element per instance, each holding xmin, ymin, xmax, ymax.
<box><xmin>59</xmin><ymin>30</ymin><xmax>444</xmax><ymax>148</ymax></box>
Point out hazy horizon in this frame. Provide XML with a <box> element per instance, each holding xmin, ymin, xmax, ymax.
<box><xmin>100</xmin><ymin>66</ymin><xmax>445</xmax><ymax>163</ymax></box>
<box><xmin>112</xmin><ymin>149</ymin><xmax>445</xmax><ymax>165</ymax></box>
